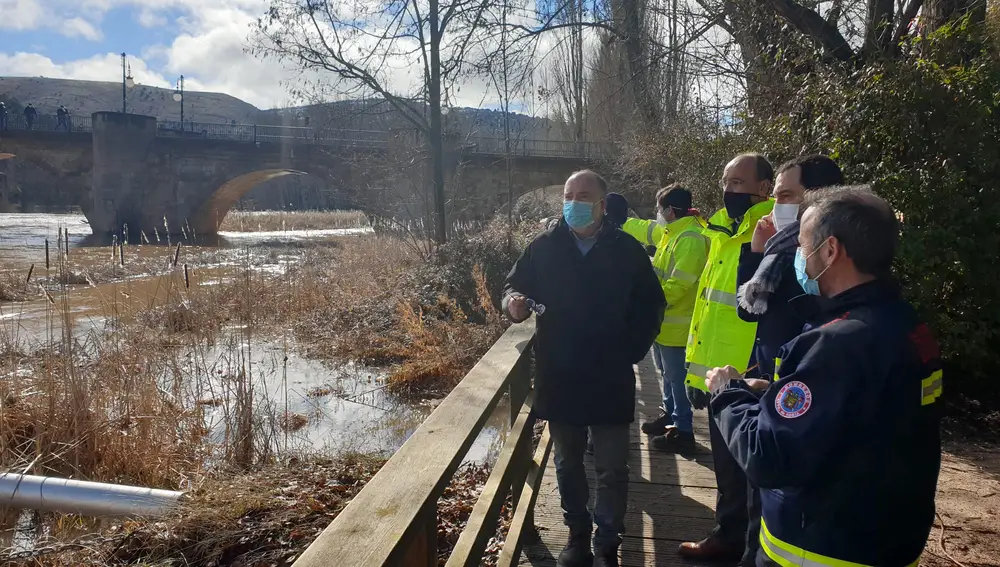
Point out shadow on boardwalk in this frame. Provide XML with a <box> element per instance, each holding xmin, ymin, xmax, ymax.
<box><xmin>520</xmin><ymin>354</ymin><xmax>717</xmax><ymax>567</ymax></box>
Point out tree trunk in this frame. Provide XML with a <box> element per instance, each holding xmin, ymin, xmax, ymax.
<box><xmin>428</xmin><ymin>0</ymin><xmax>447</xmax><ymax>244</ymax></box>
<box><xmin>922</xmin><ymin>0</ymin><xmax>985</xmax><ymax>31</ymax></box>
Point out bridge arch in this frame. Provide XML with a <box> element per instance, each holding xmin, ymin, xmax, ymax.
<box><xmin>188</xmin><ymin>168</ymin><xmax>376</xmax><ymax>235</ymax></box>
<box><xmin>189</xmin><ymin>169</ymin><xmax>304</xmax><ymax>234</ymax></box>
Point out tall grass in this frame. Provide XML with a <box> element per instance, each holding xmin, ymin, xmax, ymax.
<box><xmin>219</xmin><ymin>210</ymin><xmax>369</xmax><ymax>232</ymax></box>
<box><xmin>0</xmin><ymin>221</ymin><xmax>525</xmax><ymax>483</ymax></box>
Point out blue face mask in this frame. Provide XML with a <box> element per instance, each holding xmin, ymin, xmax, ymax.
<box><xmin>794</xmin><ymin>242</ymin><xmax>831</xmax><ymax>296</ymax></box>
<box><xmin>563</xmin><ymin>199</ymin><xmax>598</xmax><ymax>230</ymax></box>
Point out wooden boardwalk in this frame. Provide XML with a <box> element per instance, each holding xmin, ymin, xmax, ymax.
<box><xmin>520</xmin><ymin>354</ymin><xmax>718</xmax><ymax>567</ymax></box>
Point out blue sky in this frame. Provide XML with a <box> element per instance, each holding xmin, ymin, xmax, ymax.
<box><xmin>0</xmin><ymin>0</ymin><xmax>538</xmax><ymax>111</ymax></box>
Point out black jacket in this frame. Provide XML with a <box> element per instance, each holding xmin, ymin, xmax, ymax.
<box><xmin>503</xmin><ymin>220</ymin><xmax>664</xmax><ymax>425</ymax></box>
<box><xmin>713</xmin><ymin>281</ymin><xmax>941</xmax><ymax>567</ymax></box>
<box><xmin>736</xmin><ymin>243</ymin><xmax>819</xmax><ymax>380</ymax></box>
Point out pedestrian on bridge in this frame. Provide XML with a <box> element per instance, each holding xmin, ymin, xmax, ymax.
<box><xmin>56</xmin><ymin>105</ymin><xmax>70</xmax><ymax>132</ymax></box>
<box><xmin>621</xmin><ymin>184</ymin><xmax>710</xmax><ymax>453</ymax></box>
<box><xmin>679</xmin><ymin>153</ymin><xmax>774</xmax><ymax>565</ymax></box>
<box><xmin>707</xmin><ymin>186</ymin><xmax>941</xmax><ymax>567</ymax></box>
<box><xmin>504</xmin><ymin>169</ymin><xmax>664</xmax><ymax>567</ymax></box>
<box><xmin>23</xmin><ymin>104</ymin><xmax>36</xmax><ymax>130</ymax></box>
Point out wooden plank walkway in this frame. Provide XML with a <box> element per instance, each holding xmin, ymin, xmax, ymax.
<box><xmin>520</xmin><ymin>354</ymin><xmax>718</xmax><ymax>567</ymax></box>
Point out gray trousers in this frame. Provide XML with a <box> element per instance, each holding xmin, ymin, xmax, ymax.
<box><xmin>549</xmin><ymin>421</ymin><xmax>630</xmax><ymax>554</ymax></box>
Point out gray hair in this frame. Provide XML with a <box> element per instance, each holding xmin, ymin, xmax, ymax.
<box><xmin>801</xmin><ymin>185</ymin><xmax>898</xmax><ymax>277</ymax></box>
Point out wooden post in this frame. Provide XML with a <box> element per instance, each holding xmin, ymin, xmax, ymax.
<box><xmin>44</xmin><ymin>240</ymin><xmax>49</xmax><ymax>270</ymax></box>
<box><xmin>508</xmin><ymin>353</ymin><xmax>532</xmax><ymax>512</ymax></box>
<box><xmin>401</xmin><ymin>503</ymin><xmax>437</xmax><ymax>567</ymax></box>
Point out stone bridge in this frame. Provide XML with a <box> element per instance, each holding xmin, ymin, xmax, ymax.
<box><xmin>0</xmin><ymin>112</ymin><xmax>605</xmax><ymax>235</ymax></box>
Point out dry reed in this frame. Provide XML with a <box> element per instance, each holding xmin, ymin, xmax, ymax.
<box><xmin>0</xmin><ymin>216</ymin><xmax>529</xmax><ymax>562</ymax></box>
<box><xmin>219</xmin><ymin>210</ymin><xmax>369</xmax><ymax>232</ymax></box>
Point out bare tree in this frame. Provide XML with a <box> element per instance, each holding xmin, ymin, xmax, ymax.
<box><xmin>249</xmin><ymin>0</ymin><xmax>497</xmax><ymax>243</ymax></box>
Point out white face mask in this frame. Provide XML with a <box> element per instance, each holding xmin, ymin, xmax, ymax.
<box><xmin>772</xmin><ymin>203</ymin><xmax>800</xmax><ymax>231</ymax></box>
<box><xmin>656</xmin><ymin>211</ymin><xmax>667</xmax><ymax>225</ymax></box>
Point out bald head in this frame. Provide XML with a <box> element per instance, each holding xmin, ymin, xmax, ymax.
<box><xmin>722</xmin><ymin>154</ymin><xmax>773</xmax><ymax>196</ymax></box>
<box><xmin>565</xmin><ymin>170</ymin><xmax>608</xmax><ymax>195</ymax></box>
<box><xmin>563</xmin><ymin>169</ymin><xmax>608</xmax><ymax>236</ymax></box>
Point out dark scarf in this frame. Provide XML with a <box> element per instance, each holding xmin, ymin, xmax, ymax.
<box><xmin>737</xmin><ymin>220</ymin><xmax>801</xmax><ymax>315</ymax></box>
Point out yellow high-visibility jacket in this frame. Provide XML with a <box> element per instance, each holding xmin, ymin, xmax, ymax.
<box><xmin>623</xmin><ymin>217</ymin><xmax>665</xmax><ymax>249</ymax></box>
<box><xmin>623</xmin><ymin>216</ymin><xmax>709</xmax><ymax>347</ymax></box>
<box><xmin>685</xmin><ymin>200</ymin><xmax>774</xmax><ymax>391</ymax></box>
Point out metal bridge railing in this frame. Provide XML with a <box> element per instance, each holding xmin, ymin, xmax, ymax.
<box><xmin>0</xmin><ymin>113</ymin><xmax>92</xmax><ymax>133</ymax></box>
<box><xmin>1</xmin><ymin>113</ymin><xmax>609</xmax><ymax>159</ymax></box>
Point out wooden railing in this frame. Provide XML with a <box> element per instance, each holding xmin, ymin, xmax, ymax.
<box><xmin>291</xmin><ymin>321</ymin><xmax>553</xmax><ymax>567</ymax></box>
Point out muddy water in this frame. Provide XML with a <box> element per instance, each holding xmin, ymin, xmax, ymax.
<box><xmin>0</xmin><ymin>212</ymin><xmax>506</xmax><ymax>463</ymax></box>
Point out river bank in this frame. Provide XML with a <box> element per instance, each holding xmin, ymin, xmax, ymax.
<box><xmin>0</xmin><ymin>210</ymin><xmax>539</xmax><ymax>563</ymax></box>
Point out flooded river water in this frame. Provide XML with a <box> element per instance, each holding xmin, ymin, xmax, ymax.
<box><xmin>0</xmin><ymin>212</ymin><xmax>505</xmax><ymax>463</ymax></box>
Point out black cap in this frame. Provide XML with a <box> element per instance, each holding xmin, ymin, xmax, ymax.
<box><xmin>605</xmin><ymin>193</ymin><xmax>629</xmax><ymax>228</ymax></box>
<box><xmin>660</xmin><ymin>187</ymin><xmax>692</xmax><ymax>211</ymax></box>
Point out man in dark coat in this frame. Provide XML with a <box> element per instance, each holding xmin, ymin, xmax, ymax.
<box><xmin>23</xmin><ymin>104</ymin><xmax>36</xmax><ymax>130</ymax></box>
<box><xmin>503</xmin><ymin>169</ymin><xmax>664</xmax><ymax>567</ymax></box>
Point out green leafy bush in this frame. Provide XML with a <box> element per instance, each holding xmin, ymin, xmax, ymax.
<box><xmin>744</xmin><ymin>20</ymin><xmax>1000</xmax><ymax>406</ymax></box>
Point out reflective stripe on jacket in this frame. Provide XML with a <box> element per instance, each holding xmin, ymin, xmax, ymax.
<box><xmin>623</xmin><ymin>217</ymin><xmax>665</xmax><ymax>248</ymax></box>
<box><xmin>623</xmin><ymin>216</ymin><xmax>709</xmax><ymax>346</ymax></box>
<box><xmin>685</xmin><ymin>200</ymin><xmax>773</xmax><ymax>391</ymax></box>
<box><xmin>760</xmin><ymin>519</ymin><xmax>920</xmax><ymax>567</ymax></box>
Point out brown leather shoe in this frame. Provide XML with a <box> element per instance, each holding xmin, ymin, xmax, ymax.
<box><xmin>677</xmin><ymin>534</ymin><xmax>743</xmax><ymax>562</ymax></box>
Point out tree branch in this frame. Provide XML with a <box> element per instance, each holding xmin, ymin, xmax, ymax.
<box><xmin>863</xmin><ymin>0</ymin><xmax>895</xmax><ymax>57</ymax></box>
<box><xmin>890</xmin><ymin>0</ymin><xmax>923</xmax><ymax>54</ymax></box>
<box><xmin>766</xmin><ymin>0</ymin><xmax>855</xmax><ymax>62</ymax></box>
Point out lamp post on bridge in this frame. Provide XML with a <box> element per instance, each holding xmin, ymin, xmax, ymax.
<box><xmin>121</xmin><ymin>53</ymin><xmax>135</xmax><ymax>113</ymax></box>
<box><xmin>172</xmin><ymin>75</ymin><xmax>184</xmax><ymax>131</ymax></box>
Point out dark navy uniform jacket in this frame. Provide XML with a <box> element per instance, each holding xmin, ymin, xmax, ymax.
<box><xmin>737</xmin><ymin>242</ymin><xmax>820</xmax><ymax>381</ymax></box>
<box><xmin>711</xmin><ymin>281</ymin><xmax>942</xmax><ymax>567</ymax></box>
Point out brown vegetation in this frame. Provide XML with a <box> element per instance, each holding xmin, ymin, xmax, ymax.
<box><xmin>219</xmin><ymin>210</ymin><xmax>369</xmax><ymax>232</ymax></box>
<box><xmin>0</xmin><ymin>224</ymin><xmax>528</xmax><ymax>464</ymax></box>
<box><xmin>0</xmin><ymin>214</ymin><xmax>533</xmax><ymax>562</ymax></box>
<box><xmin>1</xmin><ymin>456</ymin><xmax>509</xmax><ymax>567</ymax></box>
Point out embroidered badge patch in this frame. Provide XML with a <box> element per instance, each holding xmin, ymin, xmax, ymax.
<box><xmin>775</xmin><ymin>381</ymin><xmax>812</xmax><ymax>419</ymax></box>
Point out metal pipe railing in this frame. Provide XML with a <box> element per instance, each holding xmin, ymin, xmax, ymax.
<box><xmin>0</xmin><ymin>473</ymin><xmax>185</xmax><ymax>517</ymax></box>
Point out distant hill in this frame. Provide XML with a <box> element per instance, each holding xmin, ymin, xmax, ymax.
<box><xmin>0</xmin><ymin>76</ymin><xmax>564</xmax><ymax>139</ymax></box>
<box><xmin>263</xmin><ymin>99</ymin><xmax>561</xmax><ymax>140</ymax></box>
<box><xmin>0</xmin><ymin>77</ymin><xmax>262</xmax><ymax>124</ymax></box>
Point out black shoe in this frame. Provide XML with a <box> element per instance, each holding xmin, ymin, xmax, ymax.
<box><xmin>557</xmin><ymin>530</ymin><xmax>593</xmax><ymax>567</ymax></box>
<box><xmin>650</xmin><ymin>426</ymin><xmax>696</xmax><ymax>454</ymax></box>
<box><xmin>640</xmin><ymin>411</ymin><xmax>673</xmax><ymax>435</ymax></box>
<box><xmin>594</xmin><ymin>552</ymin><xmax>620</xmax><ymax>567</ymax></box>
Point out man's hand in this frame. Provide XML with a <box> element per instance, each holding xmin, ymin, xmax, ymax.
<box><xmin>687</xmin><ymin>386</ymin><xmax>711</xmax><ymax>410</ymax></box>
<box><xmin>507</xmin><ymin>295</ymin><xmax>530</xmax><ymax>322</ymax></box>
<box><xmin>744</xmin><ymin>378</ymin><xmax>770</xmax><ymax>394</ymax></box>
<box><xmin>706</xmin><ymin>365</ymin><xmax>742</xmax><ymax>394</ymax></box>
<box><xmin>750</xmin><ymin>214</ymin><xmax>777</xmax><ymax>253</ymax></box>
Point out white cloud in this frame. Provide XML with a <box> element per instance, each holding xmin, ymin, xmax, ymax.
<box><xmin>63</xmin><ymin>17</ymin><xmax>104</xmax><ymax>40</ymax></box>
<box><xmin>0</xmin><ymin>0</ymin><xmax>103</xmax><ymax>41</ymax></box>
<box><xmin>137</xmin><ymin>8</ymin><xmax>167</xmax><ymax>28</ymax></box>
<box><xmin>0</xmin><ymin>0</ymin><xmax>44</xmax><ymax>30</ymax></box>
<box><xmin>0</xmin><ymin>52</ymin><xmax>171</xmax><ymax>88</ymax></box>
